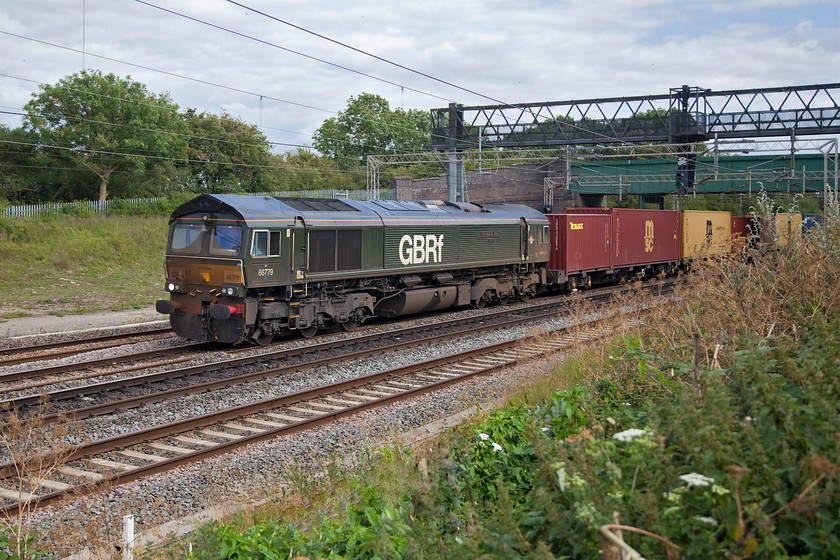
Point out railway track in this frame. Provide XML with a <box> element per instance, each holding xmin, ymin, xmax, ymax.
<box><xmin>0</xmin><ymin>280</ymin><xmax>673</xmax><ymax>423</ymax></box>
<box><xmin>0</xmin><ymin>315</ymin><xmax>622</xmax><ymax>515</ymax></box>
<box><xmin>0</xmin><ymin>326</ymin><xmax>174</xmax><ymax>368</ymax></box>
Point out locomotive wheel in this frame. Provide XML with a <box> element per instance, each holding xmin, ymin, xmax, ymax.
<box><xmin>497</xmin><ymin>294</ymin><xmax>511</xmax><ymax>305</ymax></box>
<box><xmin>341</xmin><ymin>308</ymin><xmax>366</xmax><ymax>331</ymax></box>
<box><xmin>519</xmin><ymin>291</ymin><xmax>531</xmax><ymax>303</ymax></box>
<box><xmin>254</xmin><ymin>330</ymin><xmax>274</xmax><ymax>346</ymax></box>
<box><xmin>297</xmin><ymin>326</ymin><xmax>318</xmax><ymax>338</ymax></box>
<box><xmin>472</xmin><ymin>296</ymin><xmax>486</xmax><ymax>309</ymax></box>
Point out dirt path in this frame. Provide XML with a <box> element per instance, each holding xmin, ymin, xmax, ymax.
<box><xmin>0</xmin><ymin>305</ymin><xmax>163</xmax><ymax>339</ymax></box>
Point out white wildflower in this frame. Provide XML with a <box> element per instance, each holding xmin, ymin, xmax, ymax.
<box><xmin>679</xmin><ymin>472</ymin><xmax>715</xmax><ymax>487</ymax></box>
<box><xmin>556</xmin><ymin>465</ymin><xmax>567</xmax><ymax>491</ymax></box>
<box><xmin>612</xmin><ymin>428</ymin><xmax>652</xmax><ymax>442</ymax></box>
<box><xmin>694</xmin><ymin>516</ymin><xmax>718</xmax><ymax>527</ymax></box>
<box><xmin>492</xmin><ymin>442</ymin><xmax>503</xmax><ymax>452</ymax></box>
<box><xmin>479</xmin><ymin>433</ymin><xmax>489</xmax><ymax>440</ymax></box>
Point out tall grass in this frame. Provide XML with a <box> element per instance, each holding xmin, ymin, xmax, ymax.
<box><xmin>0</xmin><ymin>215</ymin><xmax>168</xmax><ymax>318</ymax></box>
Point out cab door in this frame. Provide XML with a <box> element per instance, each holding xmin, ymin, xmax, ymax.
<box><xmin>247</xmin><ymin>229</ymin><xmax>283</xmax><ymax>286</ymax></box>
<box><xmin>290</xmin><ymin>217</ymin><xmax>307</xmax><ymax>282</ymax></box>
<box><xmin>521</xmin><ymin>218</ymin><xmax>533</xmax><ymax>261</ymax></box>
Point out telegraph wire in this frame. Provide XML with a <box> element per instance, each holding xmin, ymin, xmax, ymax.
<box><xmin>225</xmin><ymin>0</ymin><xmax>508</xmax><ymax>107</ymax></box>
<box><xmin>0</xmin><ymin>32</ymin><xmax>332</xmax><ymax>115</ymax></box>
<box><xmin>0</xmin><ymin>32</ymin><xmax>467</xmax><ymax>150</ymax></box>
<box><xmin>1</xmin><ymin>71</ymin><xmax>434</xmax><ymax>157</ymax></box>
<box><xmin>136</xmin><ymin>0</ymin><xmax>454</xmax><ymax>105</ymax></box>
<box><xmin>224</xmin><ymin>1</ymin><xmax>625</xmax><ymax>144</ymax></box>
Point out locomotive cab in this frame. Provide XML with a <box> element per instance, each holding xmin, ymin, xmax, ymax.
<box><xmin>156</xmin><ymin>211</ymin><xmax>251</xmax><ymax>343</ymax></box>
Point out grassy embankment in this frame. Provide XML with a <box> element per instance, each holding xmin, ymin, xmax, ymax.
<box><xmin>140</xmin><ymin>200</ymin><xmax>838</xmax><ymax>559</ymax></box>
<box><xmin>0</xmin><ymin>214</ymin><xmax>169</xmax><ymax>322</ymax></box>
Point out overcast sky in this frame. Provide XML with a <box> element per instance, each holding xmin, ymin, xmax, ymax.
<box><xmin>1</xmin><ymin>0</ymin><xmax>838</xmax><ymax>151</ymax></box>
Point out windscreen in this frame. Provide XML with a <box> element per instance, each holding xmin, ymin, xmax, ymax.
<box><xmin>210</xmin><ymin>225</ymin><xmax>242</xmax><ymax>255</ymax></box>
<box><xmin>170</xmin><ymin>222</ymin><xmax>242</xmax><ymax>256</ymax></box>
<box><xmin>170</xmin><ymin>223</ymin><xmax>203</xmax><ymax>254</ymax></box>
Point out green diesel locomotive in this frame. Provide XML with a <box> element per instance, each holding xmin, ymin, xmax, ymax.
<box><xmin>155</xmin><ymin>194</ymin><xmax>550</xmax><ymax>344</ymax></box>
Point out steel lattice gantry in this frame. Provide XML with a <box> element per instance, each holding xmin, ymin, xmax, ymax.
<box><xmin>431</xmin><ymin>83</ymin><xmax>840</xmax><ymax>149</ymax></box>
<box><xmin>428</xmin><ymin>83</ymin><xmax>840</xmax><ymax>202</ymax></box>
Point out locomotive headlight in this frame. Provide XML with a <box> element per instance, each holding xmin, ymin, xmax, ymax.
<box><xmin>226</xmin><ymin>287</ymin><xmax>235</xmax><ymax>295</ymax></box>
<box><xmin>167</xmin><ymin>282</ymin><xmax>176</xmax><ymax>292</ymax></box>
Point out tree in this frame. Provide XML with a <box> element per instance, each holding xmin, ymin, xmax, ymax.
<box><xmin>312</xmin><ymin>93</ymin><xmax>429</xmax><ymax>169</ymax></box>
<box><xmin>0</xmin><ymin>125</ymin><xmax>40</xmax><ymax>203</ymax></box>
<box><xmin>184</xmin><ymin>110</ymin><xmax>281</xmax><ymax>193</ymax></box>
<box><xmin>23</xmin><ymin>70</ymin><xmax>188</xmax><ymax>201</ymax></box>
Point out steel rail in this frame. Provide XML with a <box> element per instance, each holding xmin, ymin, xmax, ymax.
<box><xmin>0</xmin><ymin>326</ymin><xmax>174</xmax><ymax>367</ymax></box>
<box><xmin>0</xmin><ymin>341</ymin><xmax>205</xmax><ymax>384</ymax></box>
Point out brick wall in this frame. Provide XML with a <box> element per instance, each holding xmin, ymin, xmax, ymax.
<box><xmin>392</xmin><ymin>161</ymin><xmax>581</xmax><ymax>210</ymax></box>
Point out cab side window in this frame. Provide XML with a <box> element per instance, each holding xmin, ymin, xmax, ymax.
<box><xmin>252</xmin><ymin>230</ymin><xmax>281</xmax><ymax>257</ymax></box>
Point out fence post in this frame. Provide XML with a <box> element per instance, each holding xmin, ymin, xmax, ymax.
<box><xmin>122</xmin><ymin>514</ymin><xmax>135</xmax><ymax>560</ymax></box>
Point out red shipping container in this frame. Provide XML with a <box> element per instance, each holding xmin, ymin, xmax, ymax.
<box><xmin>547</xmin><ymin>213</ymin><xmax>611</xmax><ymax>273</ymax></box>
<box><xmin>566</xmin><ymin>208</ymin><xmax>680</xmax><ymax>268</ymax></box>
<box><xmin>731</xmin><ymin>216</ymin><xmax>753</xmax><ymax>252</ymax></box>
<box><xmin>611</xmin><ymin>208</ymin><xmax>680</xmax><ymax>267</ymax></box>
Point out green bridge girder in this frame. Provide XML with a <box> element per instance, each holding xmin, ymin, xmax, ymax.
<box><xmin>567</xmin><ymin>153</ymin><xmax>830</xmax><ymax>197</ymax></box>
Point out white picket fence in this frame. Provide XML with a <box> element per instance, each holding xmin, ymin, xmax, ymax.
<box><xmin>1</xmin><ymin>198</ymin><xmax>164</xmax><ymax>218</ymax></box>
<box><xmin>2</xmin><ymin>189</ymin><xmax>395</xmax><ymax>218</ymax></box>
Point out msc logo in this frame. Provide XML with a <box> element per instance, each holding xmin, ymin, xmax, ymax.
<box><xmin>399</xmin><ymin>234</ymin><xmax>444</xmax><ymax>265</ymax></box>
<box><xmin>644</xmin><ymin>220</ymin><xmax>655</xmax><ymax>253</ymax></box>
<box><xmin>570</xmin><ymin>222</ymin><xmax>584</xmax><ymax>231</ymax></box>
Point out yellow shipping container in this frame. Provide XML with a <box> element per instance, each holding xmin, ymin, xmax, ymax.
<box><xmin>680</xmin><ymin>210</ymin><xmax>733</xmax><ymax>259</ymax></box>
<box><xmin>775</xmin><ymin>213</ymin><xmax>803</xmax><ymax>247</ymax></box>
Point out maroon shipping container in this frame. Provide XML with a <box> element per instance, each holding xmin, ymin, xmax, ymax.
<box><xmin>547</xmin><ymin>213</ymin><xmax>612</xmax><ymax>273</ymax></box>
<box><xmin>612</xmin><ymin>208</ymin><xmax>680</xmax><ymax>267</ymax></box>
<box><xmin>565</xmin><ymin>208</ymin><xmax>680</xmax><ymax>268</ymax></box>
<box><xmin>731</xmin><ymin>216</ymin><xmax>753</xmax><ymax>252</ymax></box>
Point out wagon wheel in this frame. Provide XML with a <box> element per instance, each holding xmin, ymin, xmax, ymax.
<box><xmin>297</xmin><ymin>325</ymin><xmax>318</xmax><ymax>338</ymax></box>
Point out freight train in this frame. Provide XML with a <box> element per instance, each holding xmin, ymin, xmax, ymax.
<box><xmin>155</xmin><ymin>194</ymin><xmax>775</xmax><ymax>344</ymax></box>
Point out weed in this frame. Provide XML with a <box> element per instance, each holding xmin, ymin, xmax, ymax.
<box><xmin>0</xmin><ymin>401</ymin><xmax>84</xmax><ymax>558</ymax></box>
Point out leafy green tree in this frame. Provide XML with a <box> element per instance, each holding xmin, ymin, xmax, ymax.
<box><xmin>312</xmin><ymin>93</ymin><xmax>429</xmax><ymax>169</ymax></box>
<box><xmin>0</xmin><ymin>125</ymin><xmax>40</xmax><ymax>203</ymax></box>
<box><xmin>23</xmin><ymin>70</ymin><xmax>188</xmax><ymax>201</ymax></box>
<box><xmin>184</xmin><ymin>110</ymin><xmax>280</xmax><ymax>193</ymax></box>
<box><xmin>273</xmin><ymin>148</ymin><xmax>355</xmax><ymax>191</ymax></box>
